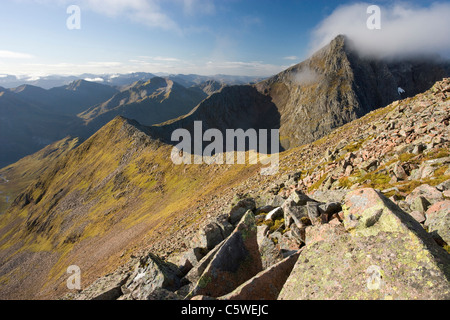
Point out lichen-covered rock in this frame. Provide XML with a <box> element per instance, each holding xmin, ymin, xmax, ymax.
<box><xmin>218</xmin><ymin>251</ymin><xmax>301</xmax><ymax>300</ymax></box>
<box><xmin>184</xmin><ymin>240</ymin><xmax>225</xmax><ymax>285</ymax></box>
<box><xmin>282</xmin><ymin>200</ymin><xmax>309</xmax><ymax>228</ymax></box>
<box><xmin>145</xmin><ymin>288</ymin><xmax>182</xmax><ymax>300</ymax></box>
<box><xmin>73</xmin><ymin>271</ymin><xmax>130</xmax><ymax>300</ymax></box>
<box><xmin>304</xmin><ymin>223</ymin><xmax>346</xmax><ymax>246</ymax></box>
<box><xmin>279</xmin><ymin>232</ymin><xmax>450</xmax><ymax>300</ymax></box>
<box><xmin>122</xmin><ymin>253</ymin><xmax>183</xmax><ymax>300</ymax></box>
<box><xmin>405</xmin><ymin>184</ymin><xmax>443</xmax><ymax>207</ymax></box>
<box><xmin>342</xmin><ymin>188</ymin><xmax>430</xmax><ymax>237</ymax></box>
<box><xmin>436</xmin><ymin>179</ymin><xmax>450</xmax><ymax>192</ymax></box>
<box><xmin>192</xmin><ymin>222</ymin><xmax>226</xmax><ymax>252</ymax></box>
<box><xmin>229</xmin><ymin>198</ymin><xmax>256</xmax><ymax>225</ymax></box>
<box><xmin>178</xmin><ymin>248</ymin><xmax>204</xmax><ymax>275</ymax></box>
<box><xmin>308</xmin><ymin>190</ymin><xmax>348</xmax><ymax>203</ymax></box>
<box><xmin>279</xmin><ymin>188</ymin><xmax>450</xmax><ymax>300</ymax></box>
<box><xmin>287</xmin><ymin>190</ymin><xmax>313</xmax><ymax>206</ymax></box>
<box><xmin>425</xmin><ymin>200</ymin><xmax>450</xmax><ymax>245</ymax></box>
<box><xmin>257</xmin><ymin>225</ymin><xmax>283</xmax><ymax>269</ymax></box>
<box><xmin>187</xmin><ymin>211</ymin><xmax>263</xmax><ymax>298</ymax></box>
<box><xmin>318</xmin><ymin>202</ymin><xmax>342</xmax><ymax>216</ymax></box>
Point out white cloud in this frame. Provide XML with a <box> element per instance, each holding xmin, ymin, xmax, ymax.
<box><xmin>310</xmin><ymin>2</ymin><xmax>450</xmax><ymax>58</ymax></box>
<box><xmin>0</xmin><ymin>50</ymin><xmax>34</xmax><ymax>59</ymax></box>
<box><xmin>283</xmin><ymin>56</ymin><xmax>299</xmax><ymax>61</ymax></box>
<box><xmin>84</xmin><ymin>0</ymin><xmax>180</xmax><ymax>31</ymax></box>
<box><xmin>153</xmin><ymin>56</ymin><xmax>181</xmax><ymax>62</ymax></box>
<box><xmin>84</xmin><ymin>77</ymin><xmax>104</xmax><ymax>82</ymax></box>
<box><xmin>291</xmin><ymin>67</ymin><xmax>321</xmax><ymax>86</ymax></box>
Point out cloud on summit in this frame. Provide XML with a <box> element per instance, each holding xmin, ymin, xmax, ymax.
<box><xmin>310</xmin><ymin>2</ymin><xmax>450</xmax><ymax>59</ymax></box>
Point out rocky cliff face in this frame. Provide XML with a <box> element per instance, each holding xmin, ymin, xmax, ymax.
<box><xmin>256</xmin><ymin>35</ymin><xmax>449</xmax><ymax>149</ymax></box>
<box><xmin>152</xmin><ymin>36</ymin><xmax>448</xmax><ymax>152</ymax></box>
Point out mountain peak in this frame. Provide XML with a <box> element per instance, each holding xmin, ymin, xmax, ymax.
<box><xmin>10</xmin><ymin>84</ymin><xmax>47</xmax><ymax>94</ymax></box>
<box><xmin>65</xmin><ymin>79</ymin><xmax>111</xmax><ymax>91</ymax></box>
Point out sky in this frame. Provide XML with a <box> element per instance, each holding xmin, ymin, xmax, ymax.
<box><xmin>0</xmin><ymin>0</ymin><xmax>449</xmax><ymax>78</ymax></box>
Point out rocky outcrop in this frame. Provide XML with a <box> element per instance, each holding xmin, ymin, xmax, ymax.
<box><xmin>120</xmin><ymin>253</ymin><xmax>183</xmax><ymax>300</ymax></box>
<box><xmin>279</xmin><ymin>189</ymin><xmax>450</xmax><ymax>300</ymax></box>
<box><xmin>186</xmin><ymin>211</ymin><xmax>263</xmax><ymax>298</ymax></box>
<box><xmin>70</xmin><ymin>184</ymin><xmax>449</xmax><ymax>301</ymax></box>
<box><xmin>256</xmin><ymin>35</ymin><xmax>449</xmax><ymax>149</ymax></box>
<box><xmin>425</xmin><ymin>201</ymin><xmax>450</xmax><ymax>245</ymax></box>
<box><xmin>218</xmin><ymin>250</ymin><xmax>301</xmax><ymax>300</ymax></box>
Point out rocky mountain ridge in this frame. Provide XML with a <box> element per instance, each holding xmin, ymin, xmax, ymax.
<box><xmin>65</xmin><ymin>78</ymin><xmax>450</xmax><ymax>300</ymax></box>
<box><xmin>152</xmin><ymin>35</ymin><xmax>449</xmax><ymax>152</ymax></box>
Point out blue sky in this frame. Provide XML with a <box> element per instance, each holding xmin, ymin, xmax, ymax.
<box><xmin>0</xmin><ymin>0</ymin><xmax>449</xmax><ymax>77</ymax></box>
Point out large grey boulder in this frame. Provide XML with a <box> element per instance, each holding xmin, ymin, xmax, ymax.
<box><xmin>122</xmin><ymin>253</ymin><xmax>183</xmax><ymax>300</ymax></box>
<box><xmin>229</xmin><ymin>198</ymin><xmax>256</xmax><ymax>225</ymax></box>
<box><xmin>218</xmin><ymin>250</ymin><xmax>301</xmax><ymax>300</ymax></box>
<box><xmin>282</xmin><ymin>200</ymin><xmax>309</xmax><ymax>228</ymax></box>
<box><xmin>73</xmin><ymin>271</ymin><xmax>130</xmax><ymax>300</ymax></box>
<box><xmin>279</xmin><ymin>188</ymin><xmax>450</xmax><ymax>300</ymax></box>
<box><xmin>425</xmin><ymin>200</ymin><xmax>450</xmax><ymax>245</ymax></box>
<box><xmin>187</xmin><ymin>211</ymin><xmax>263</xmax><ymax>298</ymax></box>
<box><xmin>257</xmin><ymin>225</ymin><xmax>283</xmax><ymax>269</ymax></box>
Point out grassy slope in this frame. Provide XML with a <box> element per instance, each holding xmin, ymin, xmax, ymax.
<box><xmin>0</xmin><ymin>137</ymin><xmax>80</xmax><ymax>215</ymax></box>
<box><xmin>0</xmin><ymin>117</ymin><xmax>262</xmax><ymax>299</ymax></box>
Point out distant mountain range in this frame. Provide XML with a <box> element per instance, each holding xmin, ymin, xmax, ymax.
<box><xmin>1</xmin><ymin>35</ymin><xmax>449</xmax><ymax>169</ymax></box>
<box><xmin>0</xmin><ymin>76</ymin><xmax>247</xmax><ymax>167</ymax></box>
<box><xmin>77</xmin><ymin>77</ymin><xmax>208</xmax><ymax>137</ymax></box>
<box><xmin>0</xmin><ymin>73</ymin><xmax>265</xmax><ymax>90</ymax></box>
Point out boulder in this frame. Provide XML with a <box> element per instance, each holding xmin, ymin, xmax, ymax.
<box><xmin>408</xmin><ymin>211</ymin><xmax>426</xmax><ymax>224</ymax></box>
<box><xmin>405</xmin><ymin>184</ymin><xmax>443</xmax><ymax>207</ymax></box>
<box><xmin>74</xmin><ymin>271</ymin><xmax>130</xmax><ymax>300</ymax></box>
<box><xmin>306</xmin><ymin>203</ymin><xmax>321</xmax><ymax>225</ymax></box>
<box><xmin>215</xmin><ymin>214</ymin><xmax>235</xmax><ymax>239</ymax></box>
<box><xmin>410</xmin><ymin>196</ymin><xmax>431</xmax><ymax>213</ymax></box>
<box><xmin>270</xmin><ymin>195</ymin><xmax>286</xmax><ymax>207</ymax></box>
<box><xmin>265</xmin><ymin>207</ymin><xmax>284</xmax><ymax>221</ymax></box>
<box><xmin>393</xmin><ymin>162</ymin><xmax>408</xmax><ymax>180</ymax></box>
<box><xmin>184</xmin><ymin>240</ymin><xmax>225</xmax><ymax>285</ymax></box>
<box><xmin>318</xmin><ymin>202</ymin><xmax>342</xmax><ymax>216</ymax></box>
<box><xmin>343</xmin><ymin>188</ymin><xmax>433</xmax><ymax>237</ymax></box>
<box><xmin>192</xmin><ymin>222</ymin><xmax>225</xmax><ymax>252</ymax></box>
<box><xmin>282</xmin><ymin>200</ymin><xmax>309</xmax><ymax>228</ymax></box>
<box><xmin>278</xmin><ymin>231</ymin><xmax>302</xmax><ymax>254</ymax></box>
<box><xmin>122</xmin><ymin>253</ymin><xmax>183</xmax><ymax>300</ymax></box>
<box><xmin>145</xmin><ymin>288</ymin><xmax>182</xmax><ymax>300</ymax></box>
<box><xmin>307</xmin><ymin>190</ymin><xmax>348</xmax><ymax>203</ymax></box>
<box><xmin>436</xmin><ymin>179</ymin><xmax>450</xmax><ymax>192</ymax></box>
<box><xmin>229</xmin><ymin>198</ymin><xmax>256</xmax><ymax>225</ymax></box>
<box><xmin>187</xmin><ymin>211</ymin><xmax>263</xmax><ymax>298</ymax></box>
<box><xmin>218</xmin><ymin>251</ymin><xmax>301</xmax><ymax>300</ymax></box>
<box><xmin>304</xmin><ymin>223</ymin><xmax>346</xmax><ymax>246</ymax></box>
<box><xmin>288</xmin><ymin>190</ymin><xmax>313</xmax><ymax>206</ymax></box>
<box><xmin>425</xmin><ymin>200</ymin><xmax>450</xmax><ymax>245</ymax></box>
<box><xmin>255</xmin><ymin>205</ymin><xmax>276</xmax><ymax>215</ymax></box>
<box><xmin>257</xmin><ymin>225</ymin><xmax>283</xmax><ymax>269</ymax></box>
<box><xmin>279</xmin><ymin>189</ymin><xmax>450</xmax><ymax>300</ymax></box>
<box><xmin>178</xmin><ymin>248</ymin><xmax>204</xmax><ymax>275</ymax></box>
